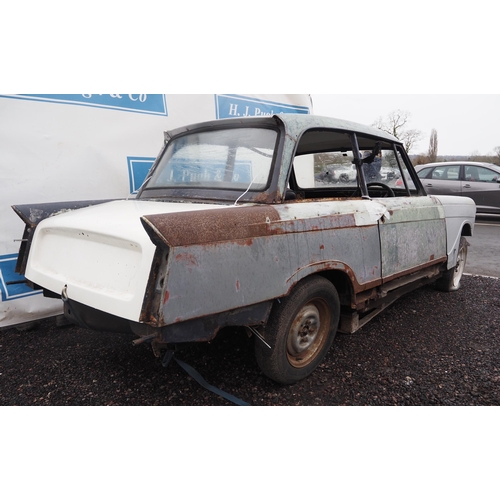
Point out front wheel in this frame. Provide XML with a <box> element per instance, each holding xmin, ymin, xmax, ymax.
<box><xmin>255</xmin><ymin>276</ymin><xmax>340</xmax><ymax>384</ymax></box>
<box><xmin>435</xmin><ymin>236</ymin><xmax>468</xmax><ymax>292</ymax></box>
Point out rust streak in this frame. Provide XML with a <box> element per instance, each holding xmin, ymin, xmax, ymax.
<box><xmin>236</xmin><ymin>238</ymin><xmax>254</xmax><ymax>247</ymax></box>
<box><xmin>142</xmin><ymin>208</ymin><xmax>359</xmax><ymax>250</ymax></box>
<box><xmin>142</xmin><ymin>205</ymin><xmax>280</xmax><ymax>248</ymax></box>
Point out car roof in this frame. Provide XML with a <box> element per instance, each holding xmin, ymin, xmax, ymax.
<box><xmin>275</xmin><ymin>114</ymin><xmax>400</xmax><ymax>143</ymax></box>
<box><xmin>416</xmin><ymin>161</ymin><xmax>500</xmax><ymax>172</ymax></box>
<box><xmin>164</xmin><ymin>114</ymin><xmax>401</xmax><ymax>145</ymax></box>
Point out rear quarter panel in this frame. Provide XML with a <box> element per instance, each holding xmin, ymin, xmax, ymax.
<box><xmin>143</xmin><ymin>200</ymin><xmax>387</xmax><ymax>326</ymax></box>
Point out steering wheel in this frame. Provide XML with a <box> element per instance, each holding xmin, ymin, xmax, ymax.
<box><xmin>366</xmin><ymin>182</ymin><xmax>395</xmax><ymax>198</ymax></box>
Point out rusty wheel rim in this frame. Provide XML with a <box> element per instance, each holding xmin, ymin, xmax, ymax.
<box><xmin>286</xmin><ymin>298</ymin><xmax>331</xmax><ymax>369</ymax></box>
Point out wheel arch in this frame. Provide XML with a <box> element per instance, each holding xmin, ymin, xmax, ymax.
<box><xmin>461</xmin><ymin>222</ymin><xmax>473</xmax><ymax>237</ymax></box>
<box><xmin>316</xmin><ymin>269</ymin><xmax>354</xmax><ymax>307</ymax></box>
<box><xmin>282</xmin><ymin>267</ymin><xmax>356</xmax><ymax>319</ymax></box>
<box><xmin>443</xmin><ymin>218</ymin><xmax>474</xmax><ymax>271</ymax></box>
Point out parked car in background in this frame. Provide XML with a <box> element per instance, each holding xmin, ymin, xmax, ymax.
<box><xmin>315</xmin><ymin>162</ymin><xmax>357</xmax><ymax>184</ymax></box>
<box><xmin>416</xmin><ymin>161</ymin><xmax>500</xmax><ymax>214</ymax></box>
<box><xmin>13</xmin><ymin>115</ymin><xmax>476</xmax><ymax>384</ymax></box>
<box><xmin>380</xmin><ymin>165</ymin><xmax>401</xmax><ymax>183</ymax></box>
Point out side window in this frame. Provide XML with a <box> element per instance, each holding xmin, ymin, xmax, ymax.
<box><xmin>394</xmin><ymin>148</ymin><xmax>416</xmax><ymax>193</ymax></box>
<box><xmin>292</xmin><ymin>130</ymin><xmax>418</xmax><ymax>198</ymax></box>
<box><xmin>294</xmin><ymin>154</ymin><xmax>319</xmax><ymax>188</ymax></box>
<box><xmin>293</xmin><ymin>130</ymin><xmax>357</xmax><ymax>191</ymax></box>
<box><xmin>358</xmin><ymin>140</ymin><xmax>415</xmax><ymax>195</ymax></box>
<box><xmin>433</xmin><ymin>166</ymin><xmax>460</xmax><ymax>180</ymax></box>
<box><xmin>417</xmin><ymin>167</ymin><xmax>433</xmax><ymax>178</ymax></box>
<box><xmin>311</xmin><ymin>151</ymin><xmax>357</xmax><ymax>188</ymax></box>
<box><xmin>431</xmin><ymin>168</ymin><xmax>443</xmax><ymax>179</ymax></box>
<box><xmin>466</xmin><ymin>166</ymin><xmax>499</xmax><ymax>183</ymax></box>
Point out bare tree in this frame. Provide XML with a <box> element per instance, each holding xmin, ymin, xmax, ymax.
<box><xmin>469</xmin><ymin>150</ymin><xmax>481</xmax><ymax>161</ymax></box>
<box><xmin>372</xmin><ymin>109</ymin><xmax>423</xmax><ymax>153</ymax></box>
<box><xmin>494</xmin><ymin>146</ymin><xmax>500</xmax><ymax>165</ymax></box>
<box><xmin>428</xmin><ymin>129</ymin><xmax>438</xmax><ymax>163</ymax></box>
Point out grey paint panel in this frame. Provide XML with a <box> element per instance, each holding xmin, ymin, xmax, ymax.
<box><xmin>160</xmin><ymin>225</ymin><xmax>381</xmax><ymax>325</ymax></box>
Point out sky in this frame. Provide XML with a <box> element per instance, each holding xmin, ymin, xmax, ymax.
<box><xmin>2</xmin><ymin>3</ymin><xmax>497</xmax><ymax>159</ymax></box>
<box><xmin>311</xmin><ymin>95</ymin><xmax>500</xmax><ymax>157</ymax></box>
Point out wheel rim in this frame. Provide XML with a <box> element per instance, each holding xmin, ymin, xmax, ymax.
<box><xmin>452</xmin><ymin>243</ymin><xmax>467</xmax><ymax>288</ymax></box>
<box><xmin>286</xmin><ymin>299</ymin><xmax>331</xmax><ymax>368</ymax></box>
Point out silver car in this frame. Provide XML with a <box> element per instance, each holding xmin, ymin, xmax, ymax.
<box><xmin>416</xmin><ymin>161</ymin><xmax>500</xmax><ymax>214</ymax></box>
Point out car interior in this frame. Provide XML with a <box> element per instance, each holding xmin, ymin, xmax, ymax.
<box><xmin>287</xmin><ymin>129</ymin><xmax>420</xmax><ymax>201</ymax></box>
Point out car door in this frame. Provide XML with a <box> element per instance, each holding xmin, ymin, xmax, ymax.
<box><xmin>421</xmin><ymin>164</ymin><xmax>462</xmax><ymax>196</ymax></box>
<box><xmin>377</xmin><ymin>196</ymin><xmax>447</xmax><ymax>281</ymax></box>
<box><xmin>376</xmin><ymin>149</ymin><xmax>447</xmax><ymax>281</ymax></box>
<box><xmin>462</xmin><ymin>165</ymin><xmax>500</xmax><ymax>214</ymax></box>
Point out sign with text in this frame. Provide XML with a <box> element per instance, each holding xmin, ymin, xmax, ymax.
<box><xmin>216</xmin><ymin>94</ymin><xmax>310</xmax><ymax>119</ymax></box>
<box><xmin>2</xmin><ymin>94</ymin><xmax>168</xmax><ymax>115</ymax></box>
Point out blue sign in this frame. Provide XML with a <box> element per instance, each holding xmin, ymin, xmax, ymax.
<box><xmin>0</xmin><ymin>254</ymin><xmax>42</xmax><ymax>302</ymax></box>
<box><xmin>215</xmin><ymin>94</ymin><xmax>310</xmax><ymax>119</ymax></box>
<box><xmin>0</xmin><ymin>94</ymin><xmax>168</xmax><ymax>116</ymax></box>
<box><xmin>128</xmin><ymin>156</ymin><xmax>156</xmax><ymax>194</ymax></box>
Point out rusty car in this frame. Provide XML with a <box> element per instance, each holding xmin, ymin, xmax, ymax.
<box><xmin>12</xmin><ymin>114</ymin><xmax>476</xmax><ymax>384</ymax></box>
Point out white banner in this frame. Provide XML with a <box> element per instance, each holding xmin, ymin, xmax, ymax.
<box><xmin>0</xmin><ymin>94</ymin><xmax>312</xmax><ymax>327</ymax></box>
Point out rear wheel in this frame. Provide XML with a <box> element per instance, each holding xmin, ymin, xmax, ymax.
<box><xmin>255</xmin><ymin>276</ymin><xmax>340</xmax><ymax>384</ymax></box>
<box><xmin>435</xmin><ymin>236</ymin><xmax>468</xmax><ymax>292</ymax></box>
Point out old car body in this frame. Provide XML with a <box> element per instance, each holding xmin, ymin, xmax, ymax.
<box><xmin>13</xmin><ymin>115</ymin><xmax>476</xmax><ymax>384</ymax></box>
<box><xmin>416</xmin><ymin>161</ymin><xmax>500</xmax><ymax>214</ymax></box>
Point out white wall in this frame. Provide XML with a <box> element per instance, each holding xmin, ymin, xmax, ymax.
<box><xmin>0</xmin><ymin>94</ymin><xmax>312</xmax><ymax>326</ymax></box>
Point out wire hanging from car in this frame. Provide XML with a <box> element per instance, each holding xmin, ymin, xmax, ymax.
<box><xmin>162</xmin><ymin>351</ymin><xmax>250</xmax><ymax>406</ymax></box>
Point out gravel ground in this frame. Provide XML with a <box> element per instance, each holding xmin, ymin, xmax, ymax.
<box><xmin>1</xmin><ymin>275</ymin><xmax>499</xmax><ymax>406</ymax></box>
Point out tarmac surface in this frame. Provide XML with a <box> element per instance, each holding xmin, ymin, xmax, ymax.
<box><xmin>466</xmin><ymin>216</ymin><xmax>500</xmax><ymax>278</ymax></box>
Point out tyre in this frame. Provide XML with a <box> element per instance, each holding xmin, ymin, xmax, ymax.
<box><xmin>255</xmin><ymin>276</ymin><xmax>340</xmax><ymax>384</ymax></box>
<box><xmin>435</xmin><ymin>236</ymin><xmax>468</xmax><ymax>292</ymax></box>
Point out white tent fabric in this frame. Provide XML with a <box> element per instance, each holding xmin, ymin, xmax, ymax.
<box><xmin>0</xmin><ymin>94</ymin><xmax>312</xmax><ymax>326</ymax></box>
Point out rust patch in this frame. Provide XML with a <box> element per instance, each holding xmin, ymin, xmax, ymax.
<box><xmin>383</xmin><ymin>257</ymin><xmax>447</xmax><ymax>284</ymax></box>
<box><xmin>141</xmin><ymin>207</ymin><xmax>359</xmax><ymax>250</ymax></box>
<box><xmin>163</xmin><ymin>291</ymin><xmax>170</xmax><ymax>305</ymax></box>
<box><xmin>175</xmin><ymin>253</ymin><xmax>198</xmax><ymax>266</ymax></box>
<box><xmin>142</xmin><ymin>205</ymin><xmax>280</xmax><ymax>248</ymax></box>
<box><xmin>236</xmin><ymin>280</ymin><xmax>241</xmax><ymax>291</ymax></box>
<box><xmin>236</xmin><ymin>238</ymin><xmax>254</xmax><ymax>247</ymax></box>
<box><xmin>269</xmin><ymin>213</ymin><xmax>357</xmax><ymax>235</ymax></box>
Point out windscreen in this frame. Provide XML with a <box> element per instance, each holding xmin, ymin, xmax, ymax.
<box><xmin>144</xmin><ymin>127</ymin><xmax>278</xmax><ymax>192</ymax></box>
